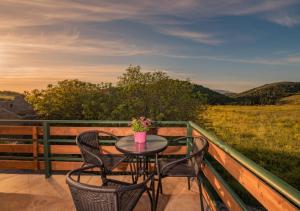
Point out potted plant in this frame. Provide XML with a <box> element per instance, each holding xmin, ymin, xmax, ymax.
<box><xmin>130</xmin><ymin>117</ymin><xmax>152</xmax><ymax>143</ymax></box>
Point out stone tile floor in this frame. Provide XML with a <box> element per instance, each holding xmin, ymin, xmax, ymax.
<box><xmin>0</xmin><ymin>173</ymin><xmax>204</xmax><ymax>211</ymax></box>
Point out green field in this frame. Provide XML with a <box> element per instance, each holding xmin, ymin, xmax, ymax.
<box><xmin>202</xmin><ymin>105</ymin><xmax>300</xmax><ymax>190</ymax></box>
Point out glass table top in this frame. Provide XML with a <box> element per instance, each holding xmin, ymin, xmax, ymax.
<box><xmin>115</xmin><ymin>135</ymin><xmax>168</xmax><ymax>155</ymax></box>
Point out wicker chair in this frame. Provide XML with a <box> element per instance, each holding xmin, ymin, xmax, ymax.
<box><xmin>66</xmin><ymin>165</ymin><xmax>156</xmax><ymax>211</ymax></box>
<box><xmin>76</xmin><ymin>130</ymin><xmax>133</xmax><ymax>181</ymax></box>
<box><xmin>155</xmin><ymin>136</ymin><xmax>208</xmax><ymax>210</ymax></box>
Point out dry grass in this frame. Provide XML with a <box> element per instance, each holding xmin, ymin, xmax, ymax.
<box><xmin>202</xmin><ymin>105</ymin><xmax>300</xmax><ymax>190</ymax></box>
<box><xmin>279</xmin><ymin>94</ymin><xmax>300</xmax><ymax>105</ymax></box>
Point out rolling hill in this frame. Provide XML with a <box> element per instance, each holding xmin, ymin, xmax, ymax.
<box><xmin>192</xmin><ymin>84</ymin><xmax>234</xmax><ymax>104</ymax></box>
<box><xmin>231</xmin><ymin>82</ymin><xmax>300</xmax><ymax>105</ymax></box>
<box><xmin>193</xmin><ymin>82</ymin><xmax>300</xmax><ymax>105</ymax></box>
<box><xmin>213</xmin><ymin>89</ymin><xmax>236</xmax><ymax>96</ymax></box>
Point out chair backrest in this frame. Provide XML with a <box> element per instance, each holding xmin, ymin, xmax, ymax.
<box><xmin>66</xmin><ymin>169</ymin><xmax>118</xmax><ymax>211</ymax></box>
<box><xmin>67</xmin><ymin>167</ymin><xmax>152</xmax><ymax>211</ymax></box>
<box><xmin>190</xmin><ymin>136</ymin><xmax>208</xmax><ymax>175</ymax></box>
<box><xmin>76</xmin><ymin>130</ymin><xmax>119</xmax><ymax>167</ymax></box>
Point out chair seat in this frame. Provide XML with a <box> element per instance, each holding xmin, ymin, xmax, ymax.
<box><xmin>158</xmin><ymin>158</ymin><xmax>196</xmax><ymax>177</ymax></box>
<box><xmin>104</xmin><ymin>180</ymin><xmax>145</xmax><ymax>211</ymax></box>
<box><xmin>100</xmin><ymin>155</ymin><xmax>126</xmax><ymax>171</ymax></box>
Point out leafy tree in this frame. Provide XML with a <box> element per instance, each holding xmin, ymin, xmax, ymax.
<box><xmin>25</xmin><ymin>80</ymin><xmax>111</xmax><ymax>119</ymax></box>
<box><xmin>25</xmin><ymin>65</ymin><xmax>206</xmax><ymax>120</ymax></box>
<box><xmin>116</xmin><ymin>65</ymin><xmax>206</xmax><ymax>120</ymax></box>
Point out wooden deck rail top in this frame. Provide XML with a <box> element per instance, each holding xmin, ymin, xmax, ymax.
<box><xmin>0</xmin><ymin>119</ymin><xmax>299</xmax><ymax>211</ymax></box>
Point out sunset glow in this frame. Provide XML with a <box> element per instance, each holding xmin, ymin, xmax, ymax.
<box><xmin>0</xmin><ymin>0</ymin><xmax>300</xmax><ymax>92</ymax></box>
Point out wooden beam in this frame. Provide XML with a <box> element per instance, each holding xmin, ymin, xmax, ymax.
<box><xmin>161</xmin><ymin>146</ymin><xmax>186</xmax><ymax>155</ymax></box>
<box><xmin>38</xmin><ymin>161</ymin><xmax>130</xmax><ymax>171</ymax></box>
<box><xmin>201</xmin><ymin>183</ymin><xmax>218</xmax><ymax>211</ymax></box>
<box><xmin>50</xmin><ymin>127</ymin><xmax>186</xmax><ymax>137</ymax></box>
<box><xmin>32</xmin><ymin>126</ymin><xmax>39</xmax><ymax>171</ymax></box>
<box><xmin>192</xmin><ymin>129</ymin><xmax>201</xmax><ymax>136</ymax></box>
<box><xmin>0</xmin><ymin>125</ymin><xmax>186</xmax><ymax>136</ymax></box>
<box><xmin>156</xmin><ymin>127</ymin><xmax>187</xmax><ymax>136</ymax></box>
<box><xmin>207</xmin><ymin>141</ymin><xmax>298</xmax><ymax>211</ymax></box>
<box><xmin>38</xmin><ymin>145</ymin><xmax>187</xmax><ymax>155</ymax></box>
<box><xmin>0</xmin><ymin>144</ymin><xmax>32</xmax><ymax>153</ymax></box>
<box><xmin>202</xmin><ymin>161</ymin><xmax>244</xmax><ymax>211</ymax></box>
<box><xmin>0</xmin><ymin>126</ymin><xmax>39</xmax><ymax>135</ymax></box>
<box><xmin>0</xmin><ymin>160</ymin><xmax>35</xmax><ymax>170</ymax></box>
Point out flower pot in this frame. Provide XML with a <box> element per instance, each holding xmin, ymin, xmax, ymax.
<box><xmin>135</xmin><ymin>142</ymin><xmax>146</xmax><ymax>152</ymax></box>
<box><xmin>134</xmin><ymin>132</ymin><xmax>147</xmax><ymax>143</ymax></box>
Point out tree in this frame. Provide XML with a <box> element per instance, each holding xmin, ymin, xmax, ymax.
<box><xmin>25</xmin><ymin>65</ymin><xmax>206</xmax><ymax>120</ymax></box>
<box><xmin>116</xmin><ymin>65</ymin><xmax>206</xmax><ymax>121</ymax></box>
<box><xmin>25</xmin><ymin>80</ymin><xmax>111</xmax><ymax>119</ymax></box>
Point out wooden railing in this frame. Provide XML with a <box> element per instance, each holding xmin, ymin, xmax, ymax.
<box><xmin>0</xmin><ymin>120</ymin><xmax>187</xmax><ymax>176</ymax></box>
<box><xmin>190</xmin><ymin>121</ymin><xmax>300</xmax><ymax>211</ymax></box>
<box><xmin>0</xmin><ymin>120</ymin><xmax>299</xmax><ymax>211</ymax></box>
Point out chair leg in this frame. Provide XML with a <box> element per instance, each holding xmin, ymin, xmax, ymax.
<box><xmin>129</xmin><ymin>160</ymin><xmax>135</xmax><ymax>183</ymax></box>
<box><xmin>155</xmin><ymin>177</ymin><xmax>162</xmax><ymax>210</ymax></box>
<box><xmin>143</xmin><ymin>157</ymin><xmax>146</xmax><ymax>181</ymax></box>
<box><xmin>146</xmin><ymin>189</ymin><xmax>154</xmax><ymax>211</ymax></box>
<box><xmin>151</xmin><ymin>177</ymin><xmax>156</xmax><ymax>211</ymax></box>
<box><xmin>100</xmin><ymin>167</ymin><xmax>107</xmax><ymax>184</ymax></box>
<box><xmin>197</xmin><ymin>176</ymin><xmax>205</xmax><ymax>211</ymax></box>
<box><xmin>187</xmin><ymin>177</ymin><xmax>191</xmax><ymax>190</ymax></box>
<box><xmin>159</xmin><ymin>179</ymin><xmax>163</xmax><ymax>194</ymax></box>
<box><xmin>77</xmin><ymin>163</ymin><xmax>86</xmax><ymax>182</ymax></box>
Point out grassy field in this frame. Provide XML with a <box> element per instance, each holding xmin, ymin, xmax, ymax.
<box><xmin>202</xmin><ymin>105</ymin><xmax>300</xmax><ymax>190</ymax></box>
<box><xmin>279</xmin><ymin>94</ymin><xmax>300</xmax><ymax>105</ymax></box>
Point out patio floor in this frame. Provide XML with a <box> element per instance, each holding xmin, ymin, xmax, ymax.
<box><xmin>0</xmin><ymin>172</ymin><xmax>204</xmax><ymax>211</ymax></box>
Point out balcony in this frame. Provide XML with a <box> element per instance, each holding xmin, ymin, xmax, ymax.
<box><xmin>0</xmin><ymin>120</ymin><xmax>299</xmax><ymax>211</ymax></box>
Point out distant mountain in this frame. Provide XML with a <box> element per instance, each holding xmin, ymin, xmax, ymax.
<box><xmin>194</xmin><ymin>82</ymin><xmax>300</xmax><ymax>105</ymax></box>
<box><xmin>193</xmin><ymin>84</ymin><xmax>233</xmax><ymax>105</ymax></box>
<box><xmin>213</xmin><ymin>89</ymin><xmax>236</xmax><ymax>96</ymax></box>
<box><xmin>232</xmin><ymin>82</ymin><xmax>300</xmax><ymax>105</ymax></box>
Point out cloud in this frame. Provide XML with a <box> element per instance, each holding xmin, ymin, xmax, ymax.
<box><xmin>231</xmin><ymin>0</ymin><xmax>298</xmax><ymax>15</ymax></box>
<box><xmin>264</xmin><ymin>12</ymin><xmax>300</xmax><ymax>27</ymax></box>
<box><xmin>158</xmin><ymin>28</ymin><xmax>223</xmax><ymax>45</ymax></box>
<box><xmin>159</xmin><ymin>53</ymin><xmax>300</xmax><ymax>66</ymax></box>
<box><xmin>0</xmin><ymin>0</ymin><xmax>299</xmax><ymax>93</ymax></box>
<box><xmin>0</xmin><ymin>0</ymin><xmax>140</xmax><ymax>28</ymax></box>
<box><xmin>0</xmin><ymin>29</ymin><xmax>155</xmax><ymax>66</ymax></box>
<box><xmin>287</xmin><ymin>56</ymin><xmax>300</xmax><ymax>63</ymax></box>
<box><xmin>0</xmin><ymin>0</ymin><xmax>299</xmax><ymax>29</ymax></box>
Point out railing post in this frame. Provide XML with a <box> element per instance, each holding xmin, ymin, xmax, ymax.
<box><xmin>187</xmin><ymin>121</ymin><xmax>193</xmax><ymax>154</ymax></box>
<box><xmin>43</xmin><ymin>122</ymin><xmax>51</xmax><ymax>178</ymax></box>
<box><xmin>32</xmin><ymin>126</ymin><xmax>39</xmax><ymax>171</ymax></box>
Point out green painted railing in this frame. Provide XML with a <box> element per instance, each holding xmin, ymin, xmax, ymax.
<box><xmin>189</xmin><ymin>121</ymin><xmax>300</xmax><ymax>209</ymax></box>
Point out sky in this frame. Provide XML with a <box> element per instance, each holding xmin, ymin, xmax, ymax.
<box><xmin>0</xmin><ymin>0</ymin><xmax>300</xmax><ymax>92</ymax></box>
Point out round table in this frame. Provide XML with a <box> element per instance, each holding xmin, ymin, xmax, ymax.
<box><xmin>115</xmin><ymin>135</ymin><xmax>168</xmax><ymax>182</ymax></box>
<box><xmin>115</xmin><ymin>135</ymin><xmax>168</xmax><ymax>156</ymax></box>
